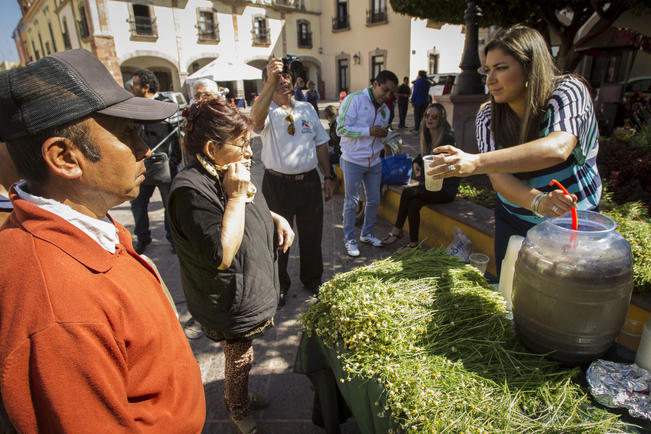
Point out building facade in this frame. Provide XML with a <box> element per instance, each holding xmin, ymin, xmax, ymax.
<box><xmin>13</xmin><ymin>0</ymin><xmax>481</xmax><ymax>103</ymax></box>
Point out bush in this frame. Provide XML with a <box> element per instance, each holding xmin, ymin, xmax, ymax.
<box><xmin>457</xmin><ymin>180</ymin><xmax>497</xmax><ymax>209</ymax></box>
<box><xmin>601</xmin><ymin>197</ymin><xmax>651</xmax><ymax>294</ymax></box>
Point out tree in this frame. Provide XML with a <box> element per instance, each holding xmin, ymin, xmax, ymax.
<box><xmin>389</xmin><ymin>0</ymin><xmax>649</xmax><ymax>72</ymax></box>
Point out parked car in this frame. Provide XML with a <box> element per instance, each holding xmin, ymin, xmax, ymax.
<box><xmin>595</xmin><ymin>76</ymin><xmax>651</xmax><ymax>133</ymax></box>
<box><xmin>426</xmin><ymin>72</ymin><xmax>487</xmax><ymax>100</ymax></box>
<box><xmin>159</xmin><ymin>91</ymin><xmax>188</xmax><ymax>109</ymax></box>
<box><xmin>427</xmin><ymin>73</ymin><xmax>459</xmax><ymax>99</ymax></box>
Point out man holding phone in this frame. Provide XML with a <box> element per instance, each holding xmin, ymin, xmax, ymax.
<box><xmin>337</xmin><ymin>70</ymin><xmax>398</xmax><ymax>257</ymax></box>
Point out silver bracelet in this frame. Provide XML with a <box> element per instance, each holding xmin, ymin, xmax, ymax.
<box><xmin>530</xmin><ymin>193</ymin><xmax>545</xmax><ymax>217</ymax></box>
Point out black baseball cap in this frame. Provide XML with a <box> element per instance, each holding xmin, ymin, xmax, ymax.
<box><xmin>0</xmin><ymin>49</ymin><xmax>177</xmax><ymax>141</ymax></box>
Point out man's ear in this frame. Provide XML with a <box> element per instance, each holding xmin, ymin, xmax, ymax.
<box><xmin>41</xmin><ymin>137</ymin><xmax>83</xmax><ymax>179</ymax></box>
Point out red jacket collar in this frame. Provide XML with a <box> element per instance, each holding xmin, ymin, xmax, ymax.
<box><xmin>8</xmin><ymin>188</ymin><xmax>148</xmax><ymax>274</ymax></box>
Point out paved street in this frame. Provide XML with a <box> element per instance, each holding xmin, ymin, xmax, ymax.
<box><xmin>108</xmin><ymin>102</ymin><xmax>422</xmax><ymax>433</ymax></box>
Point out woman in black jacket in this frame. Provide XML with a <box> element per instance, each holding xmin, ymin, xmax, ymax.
<box><xmin>167</xmin><ymin>97</ymin><xmax>294</xmax><ymax>434</ymax></box>
<box><xmin>382</xmin><ymin>103</ymin><xmax>460</xmax><ymax>248</ymax></box>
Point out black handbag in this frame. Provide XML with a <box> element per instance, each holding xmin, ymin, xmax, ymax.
<box><xmin>143</xmin><ymin>152</ymin><xmax>171</xmax><ymax>185</ymax></box>
<box><xmin>142</xmin><ymin>125</ymin><xmax>180</xmax><ymax>185</ymax></box>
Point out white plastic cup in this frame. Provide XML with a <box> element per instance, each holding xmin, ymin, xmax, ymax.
<box><xmin>469</xmin><ymin>253</ymin><xmax>489</xmax><ymax>274</ymax></box>
<box><xmin>635</xmin><ymin>320</ymin><xmax>651</xmax><ymax>371</ymax></box>
<box><xmin>422</xmin><ymin>155</ymin><xmax>443</xmax><ymax>191</ymax></box>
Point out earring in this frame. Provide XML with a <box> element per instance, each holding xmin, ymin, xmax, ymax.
<box><xmin>525</xmin><ymin>81</ymin><xmax>529</xmax><ymax>88</ymax></box>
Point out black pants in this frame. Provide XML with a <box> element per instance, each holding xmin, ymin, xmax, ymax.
<box><xmin>130</xmin><ymin>182</ymin><xmax>172</xmax><ymax>243</ymax></box>
<box><xmin>395</xmin><ymin>184</ymin><xmax>455</xmax><ymax>243</ymax></box>
<box><xmin>262</xmin><ymin>169</ymin><xmax>323</xmax><ymax>293</ymax></box>
<box><xmin>398</xmin><ymin>99</ymin><xmax>408</xmax><ymax>128</ymax></box>
<box><xmin>413</xmin><ymin>103</ymin><xmax>427</xmax><ymax>131</ymax></box>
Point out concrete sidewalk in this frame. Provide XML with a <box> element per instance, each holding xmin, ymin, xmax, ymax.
<box><xmin>108</xmin><ymin>109</ymin><xmax>423</xmax><ymax>433</ymax></box>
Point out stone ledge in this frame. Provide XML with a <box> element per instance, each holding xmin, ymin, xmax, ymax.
<box><xmin>386</xmin><ymin>183</ymin><xmax>495</xmax><ymax>237</ymax></box>
<box><xmin>378</xmin><ymin>182</ymin><xmax>497</xmax><ymax>275</ymax></box>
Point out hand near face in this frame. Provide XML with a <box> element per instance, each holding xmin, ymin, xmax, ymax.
<box><xmin>222</xmin><ymin>162</ymin><xmax>250</xmax><ymax>200</ymax></box>
<box><xmin>370</xmin><ymin>126</ymin><xmax>388</xmax><ymax>138</ymax></box>
<box><xmin>266</xmin><ymin>58</ymin><xmax>284</xmax><ymax>83</ymax></box>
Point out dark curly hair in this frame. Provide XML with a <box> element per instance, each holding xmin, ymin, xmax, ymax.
<box><xmin>183</xmin><ymin>96</ymin><xmax>252</xmax><ymax>155</ymax></box>
<box><xmin>133</xmin><ymin>69</ymin><xmax>159</xmax><ymax>94</ymax></box>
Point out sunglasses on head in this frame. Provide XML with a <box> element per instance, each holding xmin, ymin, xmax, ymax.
<box><xmin>285</xmin><ymin>114</ymin><xmax>295</xmax><ymax>136</ymax></box>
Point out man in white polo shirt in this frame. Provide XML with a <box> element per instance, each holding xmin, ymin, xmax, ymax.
<box><xmin>251</xmin><ymin>57</ymin><xmax>333</xmax><ymax>306</ymax></box>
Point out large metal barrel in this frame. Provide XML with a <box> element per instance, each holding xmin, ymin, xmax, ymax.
<box><xmin>512</xmin><ymin>211</ymin><xmax>633</xmax><ymax>365</ymax></box>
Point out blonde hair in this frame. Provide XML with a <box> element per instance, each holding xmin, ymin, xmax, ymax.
<box><xmin>484</xmin><ymin>25</ymin><xmax>559</xmax><ymax>148</ymax></box>
<box><xmin>419</xmin><ymin>103</ymin><xmax>453</xmax><ymax>156</ymax></box>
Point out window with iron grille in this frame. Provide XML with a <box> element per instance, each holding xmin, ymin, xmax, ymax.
<box><xmin>332</xmin><ymin>0</ymin><xmax>349</xmax><ymax>31</ymax></box>
<box><xmin>252</xmin><ymin>16</ymin><xmax>270</xmax><ymax>46</ymax></box>
<box><xmin>297</xmin><ymin>20</ymin><xmax>311</xmax><ymax>48</ymax></box>
<box><xmin>47</xmin><ymin>21</ymin><xmax>58</xmax><ymax>52</ymax></box>
<box><xmin>366</xmin><ymin>0</ymin><xmax>387</xmax><ymax>25</ymax></box>
<box><xmin>62</xmin><ymin>17</ymin><xmax>72</xmax><ymax>50</ymax></box>
<box><xmin>197</xmin><ymin>9</ymin><xmax>219</xmax><ymax>42</ymax></box>
<box><xmin>78</xmin><ymin>5</ymin><xmax>90</xmax><ymax>39</ymax></box>
<box><xmin>371</xmin><ymin>55</ymin><xmax>384</xmax><ymax>80</ymax></box>
<box><xmin>129</xmin><ymin>4</ymin><xmax>157</xmax><ymax>38</ymax></box>
<box><xmin>30</xmin><ymin>39</ymin><xmax>39</xmax><ymax>60</ymax></box>
<box><xmin>428</xmin><ymin>53</ymin><xmax>439</xmax><ymax>75</ymax></box>
<box><xmin>338</xmin><ymin>58</ymin><xmax>349</xmax><ymax>93</ymax></box>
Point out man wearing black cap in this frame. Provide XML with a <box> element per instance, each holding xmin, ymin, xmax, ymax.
<box><xmin>0</xmin><ymin>50</ymin><xmax>205</xmax><ymax>432</ymax></box>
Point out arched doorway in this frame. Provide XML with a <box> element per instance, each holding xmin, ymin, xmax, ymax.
<box><xmin>120</xmin><ymin>55</ymin><xmax>181</xmax><ymax>92</ymax></box>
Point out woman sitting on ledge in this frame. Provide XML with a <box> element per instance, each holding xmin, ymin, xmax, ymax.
<box><xmin>382</xmin><ymin>103</ymin><xmax>460</xmax><ymax>248</ymax></box>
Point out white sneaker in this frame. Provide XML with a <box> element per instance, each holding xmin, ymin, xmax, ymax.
<box><xmin>345</xmin><ymin>240</ymin><xmax>360</xmax><ymax>257</ymax></box>
<box><xmin>359</xmin><ymin>234</ymin><xmax>383</xmax><ymax>247</ymax></box>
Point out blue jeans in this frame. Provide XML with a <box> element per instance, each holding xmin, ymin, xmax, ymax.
<box><xmin>341</xmin><ymin>158</ymin><xmax>382</xmax><ymax>243</ymax></box>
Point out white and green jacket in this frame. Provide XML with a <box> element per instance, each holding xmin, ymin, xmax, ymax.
<box><xmin>336</xmin><ymin>88</ymin><xmax>390</xmax><ymax>167</ymax></box>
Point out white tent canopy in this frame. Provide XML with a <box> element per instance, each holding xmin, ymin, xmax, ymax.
<box><xmin>186</xmin><ymin>57</ymin><xmax>262</xmax><ymax>82</ymax></box>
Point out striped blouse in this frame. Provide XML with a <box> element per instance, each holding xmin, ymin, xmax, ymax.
<box><xmin>475</xmin><ymin>75</ymin><xmax>602</xmax><ymax>224</ymax></box>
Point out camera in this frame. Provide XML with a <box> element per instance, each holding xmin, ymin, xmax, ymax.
<box><xmin>282</xmin><ymin>54</ymin><xmax>303</xmax><ymax>76</ymax></box>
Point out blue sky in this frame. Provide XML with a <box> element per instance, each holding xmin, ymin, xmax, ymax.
<box><xmin>0</xmin><ymin>1</ymin><xmax>23</xmax><ymax>63</ymax></box>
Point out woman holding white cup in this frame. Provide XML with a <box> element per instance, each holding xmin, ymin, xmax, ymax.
<box><xmin>382</xmin><ymin>103</ymin><xmax>460</xmax><ymax>248</ymax></box>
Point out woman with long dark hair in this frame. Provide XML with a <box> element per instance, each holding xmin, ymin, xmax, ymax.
<box><xmin>382</xmin><ymin>103</ymin><xmax>460</xmax><ymax>248</ymax></box>
<box><xmin>428</xmin><ymin>25</ymin><xmax>601</xmax><ymax>274</ymax></box>
<box><xmin>167</xmin><ymin>97</ymin><xmax>294</xmax><ymax>433</ymax></box>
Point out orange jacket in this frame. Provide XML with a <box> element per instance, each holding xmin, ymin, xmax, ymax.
<box><xmin>0</xmin><ymin>191</ymin><xmax>205</xmax><ymax>433</ymax></box>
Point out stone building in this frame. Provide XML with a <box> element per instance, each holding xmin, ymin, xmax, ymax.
<box><xmin>13</xmin><ymin>0</ymin><xmax>481</xmax><ymax>102</ymax></box>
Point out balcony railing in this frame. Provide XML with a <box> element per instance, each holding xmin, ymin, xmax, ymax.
<box><xmin>332</xmin><ymin>15</ymin><xmax>349</xmax><ymax>32</ymax></box>
<box><xmin>366</xmin><ymin>8</ymin><xmax>388</xmax><ymax>25</ymax></box>
<box><xmin>273</xmin><ymin>0</ymin><xmax>299</xmax><ymax>8</ymax></box>
<box><xmin>197</xmin><ymin>24</ymin><xmax>219</xmax><ymax>42</ymax></box>
<box><xmin>297</xmin><ymin>32</ymin><xmax>312</xmax><ymax>48</ymax></box>
<box><xmin>251</xmin><ymin>28</ymin><xmax>271</xmax><ymax>46</ymax></box>
<box><xmin>128</xmin><ymin>16</ymin><xmax>158</xmax><ymax>38</ymax></box>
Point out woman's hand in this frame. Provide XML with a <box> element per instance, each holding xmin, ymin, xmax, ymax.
<box><xmin>222</xmin><ymin>162</ymin><xmax>250</xmax><ymax>200</ymax></box>
<box><xmin>271</xmin><ymin>212</ymin><xmax>295</xmax><ymax>253</ymax></box>
<box><xmin>412</xmin><ymin>161</ymin><xmax>422</xmax><ymax>179</ymax></box>
<box><xmin>427</xmin><ymin>145</ymin><xmax>480</xmax><ymax>179</ymax></box>
<box><xmin>538</xmin><ymin>190</ymin><xmax>578</xmax><ymax>217</ymax></box>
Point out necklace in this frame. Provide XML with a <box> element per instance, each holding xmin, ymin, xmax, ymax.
<box><xmin>195</xmin><ymin>153</ymin><xmax>257</xmax><ymax>203</ymax></box>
